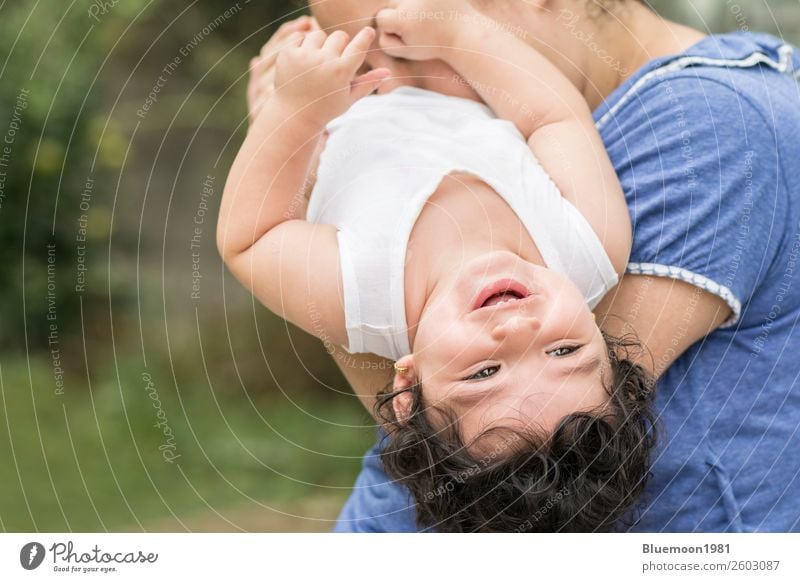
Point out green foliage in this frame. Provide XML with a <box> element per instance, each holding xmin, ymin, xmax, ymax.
<box><xmin>0</xmin><ymin>4</ymin><xmax>103</xmax><ymax>351</ymax></box>
<box><xmin>0</xmin><ymin>354</ymin><xmax>371</xmax><ymax>531</ymax></box>
<box><xmin>0</xmin><ymin>0</ymin><xmax>375</xmax><ymax>532</ymax></box>
<box><xmin>0</xmin><ymin>0</ymin><xmax>312</xmax><ymax>353</ymax></box>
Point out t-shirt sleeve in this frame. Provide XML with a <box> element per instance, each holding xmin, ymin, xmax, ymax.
<box><xmin>332</xmin><ymin>431</ymin><xmax>420</xmax><ymax>532</ymax></box>
<box><xmin>601</xmin><ymin>75</ymin><xmax>786</xmax><ymax>328</ymax></box>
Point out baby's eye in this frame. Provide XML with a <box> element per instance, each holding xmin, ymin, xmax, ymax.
<box><xmin>465</xmin><ymin>366</ymin><xmax>499</xmax><ymax>381</ymax></box>
<box><xmin>548</xmin><ymin>345</ymin><xmax>581</xmax><ymax>357</ymax></box>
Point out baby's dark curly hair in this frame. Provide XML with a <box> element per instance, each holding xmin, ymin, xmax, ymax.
<box><xmin>375</xmin><ymin>333</ymin><xmax>657</xmax><ymax>532</ymax></box>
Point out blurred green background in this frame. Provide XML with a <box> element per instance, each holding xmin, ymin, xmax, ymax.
<box><xmin>1</xmin><ymin>0</ymin><xmax>798</xmax><ymax>532</ymax></box>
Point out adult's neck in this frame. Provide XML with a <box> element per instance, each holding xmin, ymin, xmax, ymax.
<box><xmin>575</xmin><ymin>3</ymin><xmax>707</xmax><ymax>109</ymax></box>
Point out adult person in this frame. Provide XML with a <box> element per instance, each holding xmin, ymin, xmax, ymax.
<box><xmin>249</xmin><ymin>0</ymin><xmax>800</xmax><ymax>531</ymax></box>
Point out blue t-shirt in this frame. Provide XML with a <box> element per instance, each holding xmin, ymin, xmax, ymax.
<box><xmin>333</xmin><ymin>32</ymin><xmax>800</xmax><ymax>533</ymax></box>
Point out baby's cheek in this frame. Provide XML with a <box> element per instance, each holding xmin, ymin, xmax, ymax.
<box><xmin>372</xmin><ymin>59</ymin><xmax>484</xmax><ymax>103</ymax></box>
<box><xmin>413</xmin><ymin>334</ymin><xmax>465</xmax><ymax>385</ymax></box>
<box><xmin>418</xmin><ymin>63</ymin><xmax>484</xmax><ymax>104</ymax></box>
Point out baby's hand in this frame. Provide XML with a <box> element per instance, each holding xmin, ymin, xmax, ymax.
<box><xmin>248</xmin><ymin>16</ymin><xmax>319</xmax><ymax>125</ymax></box>
<box><xmin>273</xmin><ymin>27</ymin><xmax>391</xmax><ymax>129</ymax></box>
<box><xmin>376</xmin><ymin>0</ymin><xmax>481</xmax><ymax>61</ymax></box>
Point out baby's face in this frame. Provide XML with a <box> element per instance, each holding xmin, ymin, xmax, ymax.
<box><xmin>411</xmin><ymin>252</ymin><xmax>611</xmax><ymax>445</ymax></box>
<box><xmin>309</xmin><ymin>1</ymin><xmax>481</xmax><ymax>100</ymax></box>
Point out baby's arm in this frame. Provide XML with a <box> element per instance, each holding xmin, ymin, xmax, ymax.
<box><xmin>217</xmin><ymin>27</ymin><xmax>389</xmax><ymax>346</ymax></box>
<box><xmin>377</xmin><ymin>3</ymin><xmax>630</xmax><ymax>274</ymax></box>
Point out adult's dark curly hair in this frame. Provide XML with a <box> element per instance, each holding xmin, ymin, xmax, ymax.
<box><xmin>375</xmin><ymin>333</ymin><xmax>658</xmax><ymax>532</ymax></box>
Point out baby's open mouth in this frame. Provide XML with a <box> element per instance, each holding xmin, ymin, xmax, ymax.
<box><xmin>482</xmin><ymin>290</ymin><xmax>525</xmax><ymax>307</ymax></box>
<box><xmin>473</xmin><ymin>279</ymin><xmax>532</xmax><ymax>310</ymax></box>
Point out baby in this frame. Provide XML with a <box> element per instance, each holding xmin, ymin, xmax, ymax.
<box><xmin>218</xmin><ymin>0</ymin><xmax>656</xmax><ymax>532</ymax></box>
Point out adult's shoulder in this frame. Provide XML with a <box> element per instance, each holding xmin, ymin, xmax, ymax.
<box><xmin>595</xmin><ymin>31</ymin><xmax>799</xmax><ymax>202</ymax></box>
<box><xmin>595</xmin><ymin>32</ymin><xmax>800</xmax><ymax>145</ymax></box>
<box><xmin>596</xmin><ymin>33</ymin><xmax>800</xmax><ymax>328</ymax></box>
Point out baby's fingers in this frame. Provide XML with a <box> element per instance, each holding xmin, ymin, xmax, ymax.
<box><xmin>250</xmin><ymin>52</ymin><xmax>276</xmax><ymax>85</ymax></box>
<box><xmin>350</xmin><ymin>67</ymin><xmax>392</xmax><ymax>101</ymax></box>
<box><xmin>284</xmin><ymin>31</ymin><xmax>306</xmax><ymax>50</ymax></box>
<box><xmin>275</xmin><ymin>17</ymin><xmax>312</xmax><ymax>38</ymax></box>
<box><xmin>323</xmin><ymin>30</ymin><xmax>351</xmax><ymax>55</ymax></box>
<box><xmin>260</xmin><ymin>17</ymin><xmax>312</xmax><ymax>60</ymax></box>
<box><xmin>302</xmin><ymin>30</ymin><xmax>327</xmax><ymax>49</ymax></box>
<box><xmin>341</xmin><ymin>27</ymin><xmax>377</xmax><ymax>70</ymax></box>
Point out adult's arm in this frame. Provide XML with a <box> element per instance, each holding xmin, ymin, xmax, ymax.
<box><xmin>592</xmin><ymin>74</ymin><xmax>782</xmax><ymax>378</ymax></box>
<box><xmin>595</xmin><ymin>276</ymin><xmax>730</xmax><ymax>378</ymax></box>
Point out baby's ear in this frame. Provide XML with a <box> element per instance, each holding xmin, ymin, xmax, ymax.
<box><xmin>391</xmin><ymin>355</ymin><xmax>417</xmax><ymax>425</ymax></box>
<box><xmin>392</xmin><ymin>391</ymin><xmax>414</xmax><ymax>425</ymax></box>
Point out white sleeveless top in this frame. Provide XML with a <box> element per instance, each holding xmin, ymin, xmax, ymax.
<box><xmin>306</xmin><ymin>86</ymin><xmax>618</xmax><ymax>361</ymax></box>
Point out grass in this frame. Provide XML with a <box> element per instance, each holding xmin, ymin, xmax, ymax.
<box><xmin>0</xmin><ymin>350</ymin><xmax>377</xmax><ymax>532</ymax></box>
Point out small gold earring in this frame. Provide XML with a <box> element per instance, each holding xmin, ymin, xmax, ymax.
<box><xmin>394</xmin><ymin>362</ymin><xmax>409</xmax><ymax>374</ymax></box>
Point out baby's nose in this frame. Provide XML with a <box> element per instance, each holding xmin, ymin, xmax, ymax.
<box><xmin>491</xmin><ymin>315</ymin><xmax>541</xmax><ymax>342</ymax></box>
